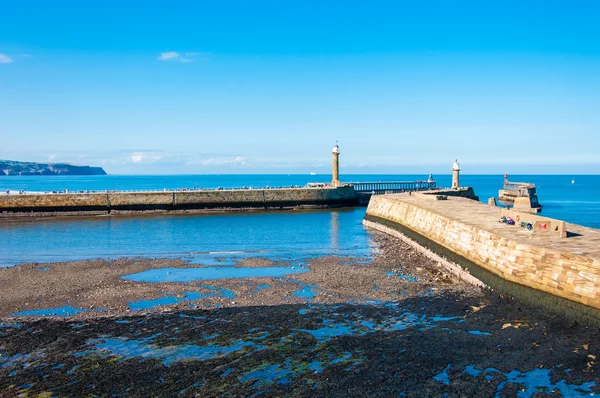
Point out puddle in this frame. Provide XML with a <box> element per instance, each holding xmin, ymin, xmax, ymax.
<box><xmin>433</xmin><ymin>364</ymin><xmax>451</xmax><ymax>385</ymax></box>
<box><xmin>203</xmin><ymin>285</ymin><xmax>236</xmax><ymax>299</ymax></box>
<box><xmin>462</xmin><ymin>365</ymin><xmax>596</xmax><ymax>396</ymax></box>
<box><xmin>253</xmin><ymin>283</ymin><xmax>271</xmax><ymax>293</ymax></box>
<box><xmin>238</xmin><ymin>352</ymin><xmax>364</xmax><ymax>388</ymax></box>
<box><xmin>122</xmin><ymin>266</ymin><xmax>308</xmax><ymax>283</ymax></box>
<box><xmin>293</xmin><ymin>288</ymin><xmax>318</xmax><ymax>299</ymax></box>
<box><xmin>296</xmin><ymin>307</ymin><xmax>467</xmax><ymax>344</ymax></box>
<box><xmin>290</xmin><ymin>280</ymin><xmax>319</xmax><ymax>300</ymax></box>
<box><xmin>328</xmin><ymin>352</ymin><xmax>353</xmax><ymax>366</ymax></box>
<box><xmin>0</xmin><ymin>350</ymin><xmax>46</xmax><ymax>369</ymax></box>
<box><xmin>386</xmin><ymin>271</ymin><xmax>418</xmax><ymax>282</ymax></box>
<box><xmin>12</xmin><ymin>306</ymin><xmax>92</xmax><ymax>317</ymax></box>
<box><xmin>128</xmin><ymin>287</ymin><xmax>236</xmax><ymax>311</ymax></box>
<box><xmin>497</xmin><ymin>368</ymin><xmax>596</xmax><ymax>397</ymax></box>
<box><xmin>468</xmin><ymin>330</ymin><xmax>491</xmax><ymax>336</ymax></box>
<box><xmin>299</xmin><ymin>323</ymin><xmax>355</xmax><ymax>342</ymax></box>
<box><xmin>35</xmin><ymin>267</ymin><xmax>51</xmax><ymax>272</ymax></box>
<box><xmin>129</xmin><ymin>293</ymin><xmax>201</xmax><ymax>311</ymax></box>
<box><xmin>308</xmin><ymin>361</ymin><xmax>323</xmax><ymax>373</ymax></box>
<box><xmin>463</xmin><ymin>366</ymin><xmax>501</xmax><ymax>381</ymax></box>
<box><xmin>88</xmin><ymin>336</ymin><xmax>263</xmax><ymax>366</ymax></box>
<box><xmin>463</xmin><ymin>365</ymin><xmax>482</xmax><ymax>378</ymax></box>
<box><xmin>430</xmin><ymin>316</ymin><xmax>462</xmax><ymax>322</ymax></box>
<box><xmin>0</xmin><ymin>323</ymin><xmax>23</xmax><ymax>329</ymax></box>
<box><xmin>241</xmin><ymin>364</ymin><xmax>295</xmax><ymax>386</ymax></box>
<box><xmin>220</xmin><ymin>368</ymin><xmax>235</xmax><ymax>377</ymax></box>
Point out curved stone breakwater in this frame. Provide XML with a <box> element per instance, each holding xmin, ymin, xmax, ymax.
<box><xmin>364</xmin><ymin>192</ymin><xmax>600</xmax><ymax>324</ymax></box>
<box><xmin>0</xmin><ymin>186</ymin><xmax>358</xmax><ymax>217</ymax></box>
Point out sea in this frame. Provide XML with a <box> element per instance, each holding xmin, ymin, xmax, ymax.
<box><xmin>1</xmin><ymin>174</ymin><xmax>598</xmax><ymax>267</ymax></box>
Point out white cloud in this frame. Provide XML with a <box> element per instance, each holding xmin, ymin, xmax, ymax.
<box><xmin>131</xmin><ymin>152</ymin><xmax>144</xmax><ymax>163</ymax></box>
<box><xmin>187</xmin><ymin>156</ymin><xmax>248</xmax><ymax>166</ymax></box>
<box><xmin>0</xmin><ymin>54</ymin><xmax>13</xmax><ymax>64</ymax></box>
<box><xmin>201</xmin><ymin>156</ymin><xmax>247</xmax><ymax>166</ymax></box>
<box><xmin>157</xmin><ymin>51</ymin><xmax>194</xmax><ymax>63</ymax></box>
<box><xmin>131</xmin><ymin>152</ymin><xmax>163</xmax><ymax>164</ymax></box>
<box><xmin>157</xmin><ymin>51</ymin><xmax>180</xmax><ymax>61</ymax></box>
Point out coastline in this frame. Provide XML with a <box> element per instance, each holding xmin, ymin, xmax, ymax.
<box><xmin>2</xmin><ymin>233</ymin><xmax>599</xmax><ymax>396</ymax></box>
<box><xmin>1</xmin><ymin>233</ymin><xmax>469</xmax><ymax>319</ymax></box>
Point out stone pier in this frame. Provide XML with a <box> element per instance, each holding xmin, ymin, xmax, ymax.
<box><xmin>364</xmin><ymin>192</ymin><xmax>600</xmax><ymax>322</ymax></box>
<box><xmin>0</xmin><ymin>186</ymin><xmax>359</xmax><ymax>217</ymax></box>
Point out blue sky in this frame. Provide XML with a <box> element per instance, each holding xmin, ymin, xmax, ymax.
<box><xmin>1</xmin><ymin>0</ymin><xmax>599</xmax><ymax>174</ymax></box>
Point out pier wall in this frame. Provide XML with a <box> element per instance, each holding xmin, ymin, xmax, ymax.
<box><xmin>0</xmin><ymin>186</ymin><xmax>358</xmax><ymax>216</ymax></box>
<box><xmin>423</xmin><ymin>187</ymin><xmax>479</xmax><ymax>201</ymax></box>
<box><xmin>364</xmin><ymin>194</ymin><xmax>600</xmax><ymax>318</ymax></box>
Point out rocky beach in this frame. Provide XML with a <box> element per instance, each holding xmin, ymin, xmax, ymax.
<box><xmin>1</xmin><ymin>232</ymin><xmax>599</xmax><ymax>396</ymax></box>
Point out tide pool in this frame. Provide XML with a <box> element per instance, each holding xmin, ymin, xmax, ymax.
<box><xmin>122</xmin><ymin>266</ymin><xmax>308</xmax><ymax>283</ymax></box>
<box><xmin>13</xmin><ymin>306</ymin><xmax>94</xmax><ymax>317</ymax></box>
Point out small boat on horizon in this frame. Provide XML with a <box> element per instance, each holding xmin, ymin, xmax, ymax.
<box><xmin>310</xmin><ymin>172</ymin><xmax>316</xmax><ymax>175</ymax></box>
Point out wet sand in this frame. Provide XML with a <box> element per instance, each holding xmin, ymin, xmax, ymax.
<box><xmin>1</xmin><ymin>233</ymin><xmax>599</xmax><ymax>396</ymax></box>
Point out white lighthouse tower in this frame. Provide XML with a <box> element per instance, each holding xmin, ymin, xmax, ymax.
<box><xmin>332</xmin><ymin>142</ymin><xmax>341</xmax><ymax>187</ymax></box>
<box><xmin>452</xmin><ymin>159</ymin><xmax>461</xmax><ymax>189</ymax></box>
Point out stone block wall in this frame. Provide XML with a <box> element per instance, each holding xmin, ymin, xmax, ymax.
<box><xmin>365</xmin><ymin>195</ymin><xmax>600</xmax><ymax>311</ymax></box>
<box><xmin>0</xmin><ymin>193</ymin><xmax>107</xmax><ymax>211</ymax></box>
<box><xmin>109</xmin><ymin>193</ymin><xmax>173</xmax><ymax>207</ymax></box>
<box><xmin>0</xmin><ymin>186</ymin><xmax>358</xmax><ymax>215</ymax></box>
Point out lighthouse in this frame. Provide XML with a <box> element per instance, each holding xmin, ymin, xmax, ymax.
<box><xmin>332</xmin><ymin>142</ymin><xmax>341</xmax><ymax>187</ymax></box>
<box><xmin>452</xmin><ymin>159</ymin><xmax>460</xmax><ymax>189</ymax></box>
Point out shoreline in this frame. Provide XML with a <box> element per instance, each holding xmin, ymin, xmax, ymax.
<box><xmin>2</xmin><ymin>233</ymin><xmax>600</xmax><ymax>396</ymax></box>
<box><xmin>0</xmin><ymin>233</ymin><xmax>468</xmax><ymax>320</ymax></box>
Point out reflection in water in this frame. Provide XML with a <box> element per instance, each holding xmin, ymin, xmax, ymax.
<box><xmin>330</xmin><ymin>211</ymin><xmax>340</xmax><ymax>251</ymax></box>
<box><xmin>1</xmin><ymin>208</ymin><xmax>374</xmax><ymax>267</ymax></box>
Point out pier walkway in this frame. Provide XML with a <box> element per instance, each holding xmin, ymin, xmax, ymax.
<box><xmin>351</xmin><ymin>181</ymin><xmax>436</xmax><ymax>195</ymax></box>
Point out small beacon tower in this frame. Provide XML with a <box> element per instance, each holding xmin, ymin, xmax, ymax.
<box><xmin>452</xmin><ymin>159</ymin><xmax>460</xmax><ymax>189</ymax></box>
<box><xmin>332</xmin><ymin>142</ymin><xmax>341</xmax><ymax>187</ymax></box>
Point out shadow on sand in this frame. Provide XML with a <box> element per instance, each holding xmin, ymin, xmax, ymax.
<box><xmin>1</xmin><ymin>292</ymin><xmax>599</xmax><ymax>397</ymax></box>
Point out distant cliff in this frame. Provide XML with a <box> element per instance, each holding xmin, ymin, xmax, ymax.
<box><xmin>0</xmin><ymin>160</ymin><xmax>107</xmax><ymax>176</ymax></box>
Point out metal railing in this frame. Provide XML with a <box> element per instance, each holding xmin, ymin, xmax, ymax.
<box><xmin>351</xmin><ymin>180</ymin><xmax>437</xmax><ymax>193</ymax></box>
<box><xmin>0</xmin><ymin>184</ymin><xmax>330</xmax><ymax>196</ymax></box>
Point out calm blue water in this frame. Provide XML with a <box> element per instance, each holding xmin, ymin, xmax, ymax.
<box><xmin>0</xmin><ymin>174</ymin><xmax>598</xmax><ymax>267</ymax></box>
<box><xmin>0</xmin><ymin>207</ymin><xmax>373</xmax><ymax>267</ymax></box>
